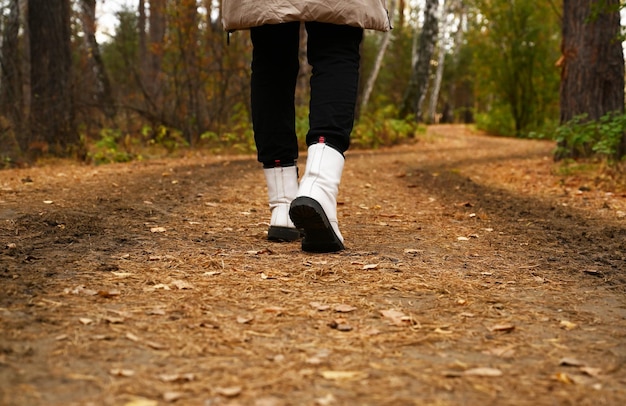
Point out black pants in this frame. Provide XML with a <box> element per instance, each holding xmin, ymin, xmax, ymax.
<box><xmin>251</xmin><ymin>22</ymin><xmax>363</xmax><ymax>167</ymax></box>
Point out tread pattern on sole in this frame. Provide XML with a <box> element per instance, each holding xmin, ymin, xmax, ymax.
<box><xmin>267</xmin><ymin>226</ymin><xmax>300</xmax><ymax>242</ymax></box>
<box><xmin>289</xmin><ymin>197</ymin><xmax>344</xmax><ymax>253</ymax></box>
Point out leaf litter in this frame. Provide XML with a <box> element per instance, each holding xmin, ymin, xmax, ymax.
<box><xmin>1</xmin><ymin>126</ymin><xmax>626</xmax><ymax>405</ymax></box>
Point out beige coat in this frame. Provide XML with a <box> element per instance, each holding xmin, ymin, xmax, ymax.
<box><xmin>222</xmin><ymin>0</ymin><xmax>390</xmax><ymax>32</ymax></box>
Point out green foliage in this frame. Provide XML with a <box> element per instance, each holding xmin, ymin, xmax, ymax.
<box><xmin>474</xmin><ymin>106</ymin><xmax>516</xmax><ymax>137</ymax></box>
<box><xmin>144</xmin><ymin>125</ymin><xmax>189</xmax><ymax>153</ymax></box>
<box><xmin>88</xmin><ymin>128</ymin><xmax>136</xmax><ymax>164</ymax></box>
<box><xmin>352</xmin><ymin>105</ymin><xmax>424</xmax><ymax>149</ymax></box>
<box><xmin>201</xmin><ymin>103</ymin><xmax>255</xmax><ymax>154</ymax></box>
<box><xmin>467</xmin><ymin>0</ymin><xmax>561</xmax><ymax>136</ymax></box>
<box><xmin>536</xmin><ymin>112</ymin><xmax>626</xmax><ymax>162</ymax></box>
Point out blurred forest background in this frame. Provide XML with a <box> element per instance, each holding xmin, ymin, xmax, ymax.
<box><xmin>0</xmin><ymin>0</ymin><xmax>625</xmax><ymax>166</ymax></box>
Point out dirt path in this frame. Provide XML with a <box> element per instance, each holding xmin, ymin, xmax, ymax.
<box><xmin>1</xmin><ymin>125</ymin><xmax>625</xmax><ymax>406</ymax></box>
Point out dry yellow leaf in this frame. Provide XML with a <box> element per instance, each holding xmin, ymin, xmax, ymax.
<box><xmin>463</xmin><ymin>367</ymin><xmax>503</xmax><ymax>377</ymax></box>
<box><xmin>320</xmin><ymin>370</ymin><xmax>368</xmax><ymax>381</ymax></box>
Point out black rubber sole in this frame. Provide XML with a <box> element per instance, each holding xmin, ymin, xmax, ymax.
<box><xmin>289</xmin><ymin>196</ymin><xmax>344</xmax><ymax>253</ymax></box>
<box><xmin>267</xmin><ymin>226</ymin><xmax>301</xmax><ymax>242</ymax></box>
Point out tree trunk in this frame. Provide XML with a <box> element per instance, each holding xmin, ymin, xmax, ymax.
<box><xmin>28</xmin><ymin>0</ymin><xmax>77</xmax><ymax>156</ymax></box>
<box><xmin>445</xmin><ymin>3</ymin><xmax>466</xmax><ymax>124</ymax></box>
<box><xmin>399</xmin><ymin>0</ymin><xmax>439</xmax><ymax>121</ymax></box>
<box><xmin>0</xmin><ymin>0</ymin><xmax>24</xmax><ymax>154</ymax></box>
<box><xmin>560</xmin><ymin>0</ymin><xmax>625</xmax><ymax>158</ymax></box>
<box><xmin>146</xmin><ymin>0</ymin><xmax>166</xmax><ymax>103</ymax></box>
<box><xmin>426</xmin><ymin>0</ymin><xmax>449</xmax><ymax>124</ymax></box>
<box><xmin>138</xmin><ymin>0</ymin><xmax>147</xmax><ymax>71</ymax></box>
<box><xmin>359</xmin><ymin>0</ymin><xmax>397</xmax><ymax>116</ymax></box>
<box><xmin>81</xmin><ymin>0</ymin><xmax>115</xmax><ymax>119</ymax></box>
<box><xmin>398</xmin><ymin>0</ymin><xmax>405</xmax><ymax>29</ymax></box>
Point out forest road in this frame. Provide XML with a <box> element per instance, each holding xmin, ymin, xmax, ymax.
<box><xmin>1</xmin><ymin>124</ymin><xmax>625</xmax><ymax>405</ymax></box>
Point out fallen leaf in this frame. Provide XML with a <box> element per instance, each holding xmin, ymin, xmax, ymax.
<box><xmin>434</xmin><ymin>327</ymin><xmax>453</xmax><ymax>334</ymax></box>
<box><xmin>79</xmin><ymin>317</ymin><xmax>94</xmax><ymax>325</ymax></box>
<box><xmin>328</xmin><ymin>318</ymin><xmax>353</xmax><ymax>332</ymax></box>
<box><xmin>560</xmin><ymin>320</ymin><xmax>577</xmax><ymax>330</ymax></box>
<box><xmin>484</xmin><ymin>346</ymin><xmax>516</xmax><ymax>358</ymax></box>
<box><xmin>310</xmin><ymin>302</ymin><xmax>331</xmax><ymax>311</ymax></box>
<box><xmin>334</xmin><ymin>304</ymin><xmax>357</xmax><ymax>313</ymax></box>
<box><xmin>103</xmin><ymin>316</ymin><xmax>125</xmax><ymax>324</ymax></box>
<box><xmin>489</xmin><ymin>324</ymin><xmax>516</xmax><ymax>333</ymax></box>
<box><xmin>149</xmin><ymin>284</ymin><xmax>171</xmax><ymax>291</ymax></box>
<box><xmin>463</xmin><ymin>367</ymin><xmax>503</xmax><ymax>377</ymax></box>
<box><xmin>580</xmin><ymin>367</ymin><xmax>602</xmax><ymax>377</ymax></box>
<box><xmin>363</xmin><ymin>263</ymin><xmax>379</xmax><ymax>270</ymax></box>
<box><xmin>237</xmin><ymin>315</ymin><xmax>254</xmax><ymax>324</ymax></box>
<box><xmin>110</xmin><ymin>368</ymin><xmax>135</xmax><ymax>377</ymax></box>
<box><xmin>457</xmin><ymin>236</ymin><xmax>470</xmax><ymax>241</ymax></box>
<box><xmin>112</xmin><ymin>272</ymin><xmax>133</xmax><ymax>278</ymax></box>
<box><xmin>263</xmin><ymin>306</ymin><xmax>285</xmax><ymax>315</ymax></box>
<box><xmin>554</xmin><ymin>372</ymin><xmax>574</xmax><ymax>384</ymax></box>
<box><xmin>146</xmin><ymin>341</ymin><xmax>167</xmax><ymax>350</ymax></box>
<box><xmin>98</xmin><ymin>289</ymin><xmax>121</xmax><ymax>298</ymax></box>
<box><xmin>215</xmin><ymin>386</ymin><xmax>242</xmax><ymax>398</ymax></box>
<box><xmin>583</xmin><ymin>269</ymin><xmax>603</xmax><ymax>277</ymax></box>
<box><xmin>320</xmin><ymin>370</ymin><xmax>368</xmax><ymax>381</ymax></box>
<box><xmin>380</xmin><ymin>309</ymin><xmax>412</xmax><ymax>326</ymax></box>
<box><xmin>171</xmin><ymin>280</ymin><xmax>194</xmax><ymax>290</ymax></box>
<box><xmin>126</xmin><ymin>332</ymin><xmax>141</xmax><ymax>342</ymax></box>
<box><xmin>66</xmin><ymin>285</ymin><xmax>98</xmax><ymax>296</ymax></box>
<box><xmin>159</xmin><ymin>373</ymin><xmax>195</xmax><ymax>383</ymax></box>
<box><xmin>559</xmin><ymin>357</ymin><xmax>585</xmax><ymax>367</ymax></box>
<box><xmin>150</xmin><ymin>227</ymin><xmax>166</xmax><ymax>233</ymax></box>
<box><xmin>261</xmin><ymin>273</ymin><xmax>276</xmax><ymax>280</ymax></box>
<box><xmin>404</xmin><ymin>249</ymin><xmax>422</xmax><ymax>255</ymax></box>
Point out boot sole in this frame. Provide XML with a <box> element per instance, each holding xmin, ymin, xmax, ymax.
<box><xmin>289</xmin><ymin>197</ymin><xmax>345</xmax><ymax>253</ymax></box>
<box><xmin>267</xmin><ymin>226</ymin><xmax>301</xmax><ymax>242</ymax></box>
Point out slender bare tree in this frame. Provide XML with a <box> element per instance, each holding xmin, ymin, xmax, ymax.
<box><xmin>399</xmin><ymin>0</ymin><xmax>439</xmax><ymax>121</ymax></box>
<box><xmin>359</xmin><ymin>0</ymin><xmax>397</xmax><ymax>116</ymax></box>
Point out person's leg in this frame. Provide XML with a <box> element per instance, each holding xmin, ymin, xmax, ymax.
<box><xmin>305</xmin><ymin>22</ymin><xmax>363</xmax><ymax>153</ymax></box>
<box><xmin>251</xmin><ymin>22</ymin><xmax>301</xmax><ymax>241</ymax></box>
<box><xmin>289</xmin><ymin>23</ymin><xmax>363</xmax><ymax>252</ymax></box>
<box><xmin>250</xmin><ymin>22</ymin><xmax>301</xmax><ymax>166</ymax></box>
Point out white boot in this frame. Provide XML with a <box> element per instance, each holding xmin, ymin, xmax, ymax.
<box><xmin>289</xmin><ymin>141</ymin><xmax>345</xmax><ymax>252</ymax></box>
<box><xmin>264</xmin><ymin>165</ymin><xmax>300</xmax><ymax>242</ymax></box>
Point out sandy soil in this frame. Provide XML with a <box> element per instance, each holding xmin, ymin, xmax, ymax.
<box><xmin>1</xmin><ymin>125</ymin><xmax>625</xmax><ymax>406</ymax></box>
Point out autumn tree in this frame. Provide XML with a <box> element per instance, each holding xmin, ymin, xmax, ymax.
<box><xmin>468</xmin><ymin>0</ymin><xmax>561</xmax><ymax>136</ymax></box>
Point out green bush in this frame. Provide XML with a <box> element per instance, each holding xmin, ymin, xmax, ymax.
<box><xmin>88</xmin><ymin>128</ymin><xmax>135</xmax><ymax>164</ymax></box>
<box><xmin>549</xmin><ymin>112</ymin><xmax>626</xmax><ymax>161</ymax></box>
<box><xmin>353</xmin><ymin>105</ymin><xmax>424</xmax><ymax>149</ymax></box>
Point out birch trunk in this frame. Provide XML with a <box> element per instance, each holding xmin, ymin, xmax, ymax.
<box><xmin>399</xmin><ymin>0</ymin><xmax>439</xmax><ymax>121</ymax></box>
<box><xmin>359</xmin><ymin>0</ymin><xmax>397</xmax><ymax>116</ymax></box>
